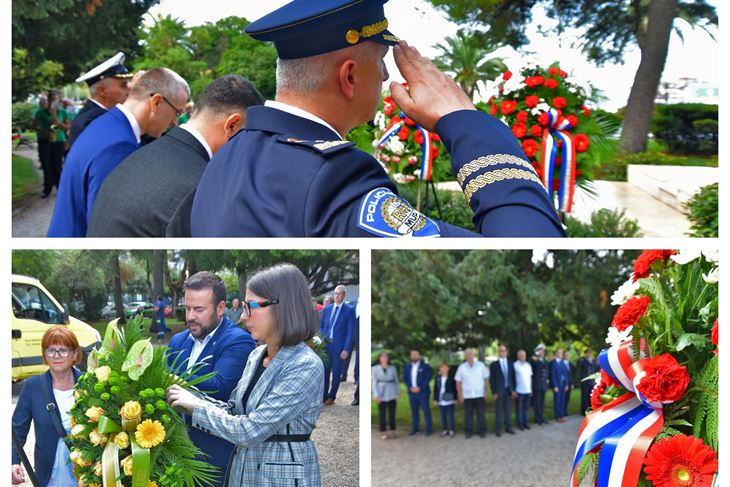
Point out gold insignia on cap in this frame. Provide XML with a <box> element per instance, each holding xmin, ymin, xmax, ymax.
<box><xmin>346</xmin><ymin>30</ymin><xmax>360</xmax><ymax>44</ymax></box>
<box><xmin>345</xmin><ymin>18</ymin><xmax>389</xmax><ymax>45</ymax></box>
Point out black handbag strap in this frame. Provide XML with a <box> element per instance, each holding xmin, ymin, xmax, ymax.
<box><xmin>12</xmin><ymin>429</ymin><xmax>41</xmax><ymax>487</ymax></box>
<box><xmin>39</xmin><ymin>373</ymin><xmax>72</xmax><ymax>449</ymax></box>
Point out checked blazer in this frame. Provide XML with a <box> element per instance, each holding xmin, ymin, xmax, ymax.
<box><xmin>191</xmin><ymin>342</ymin><xmax>325</xmax><ymax>486</ymax></box>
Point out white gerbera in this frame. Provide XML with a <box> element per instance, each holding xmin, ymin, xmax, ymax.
<box><xmin>703</xmin><ymin>267</ymin><xmax>719</xmax><ymax>284</ymax></box>
<box><xmin>702</xmin><ymin>249</ymin><xmax>720</xmax><ymax>263</ymax></box>
<box><xmin>670</xmin><ymin>249</ymin><xmax>702</xmax><ymax>265</ymax></box>
<box><xmin>611</xmin><ymin>278</ymin><xmax>641</xmax><ymax>306</ymax></box>
<box><xmin>606</xmin><ymin>325</ymin><xmax>633</xmax><ymax>347</ymax></box>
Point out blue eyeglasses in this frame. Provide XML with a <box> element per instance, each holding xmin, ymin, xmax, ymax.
<box><xmin>243</xmin><ymin>299</ymin><xmax>279</xmax><ymax>317</ymax></box>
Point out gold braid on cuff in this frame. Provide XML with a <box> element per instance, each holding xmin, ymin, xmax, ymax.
<box><xmin>463</xmin><ymin>168</ymin><xmax>544</xmax><ymax>202</ymax></box>
<box><xmin>456</xmin><ymin>154</ymin><xmax>537</xmax><ymax>186</ymax></box>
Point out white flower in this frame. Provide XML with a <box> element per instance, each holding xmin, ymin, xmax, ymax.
<box><xmin>501</xmin><ymin>75</ymin><xmax>523</xmax><ymax>96</ymax></box>
<box><xmin>702</xmin><ymin>249</ymin><xmax>720</xmax><ymax>263</ymax></box>
<box><xmin>670</xmin><ymin>249</ymin><xmax>701</xmax><ymax>265</ymax></box>
<box><xmin>414</xmin><ymin>169</ymin><xmax>422</xmax><ymax>178</ymax></box>
<box><xmin>536</xmin><ymin>102</ymin><xmax>551</xmax><ymax>113</ymax></box>
<box><xmin>606</xmin><ymin>325</ymin><xmax>633</xmax><ymax>347</ymax></box>
<box><xmin>374</xmin><ymin>111</ymin><xmax>387</xmax><ymax>131</ymax></box>
<box><xmin>386</xmin><ymin>137</ymin><xmax>404</xmax><ymax>155</ymax></box>
<box><xmin>703</xmin><ymin>267</ymin><xmax>719</xmax><ymax>284</ymax></box>
<box><xmin>611</xmin><ymin>278</ymin><xmax>641</xmax><ymax>306</ymax></box>
<box><xmin>312</xmin><ymin>335</ymin><xmax>322</xmax><ymax>345</ymax></box>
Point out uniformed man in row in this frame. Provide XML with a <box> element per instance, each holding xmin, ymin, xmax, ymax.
<box><xmin>69</xmin><ymin>52</ymin><xmax>134</xmax><ymax>147</ymax></box>
<box><xmin>191</xmin><ymin>0</ymin><xmax>565</xmax><ymax>237</ymax></box>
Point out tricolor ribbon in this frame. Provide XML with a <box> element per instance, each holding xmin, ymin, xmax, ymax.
<box><xmin>570</xmin><ymin>341</ymin><xmax>665</xmax><ymax>487</ymax></box>
<box><xmin>376</xmin><ymin>112</ymin><xmax>433</xmax><ymax>181</ymax></box>
<box><xmin>540</xmin><ymin>108</ymin><xmax>577</xmax><ymax>213</ymax></box>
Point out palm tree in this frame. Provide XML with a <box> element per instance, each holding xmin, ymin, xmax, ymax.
<box><xmin>433</xmin><ymin>33</ymin><xmax>507</xmax><ymax>100</ymax></box>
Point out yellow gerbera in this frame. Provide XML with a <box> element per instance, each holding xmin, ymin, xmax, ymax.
<box><xmin>135</xmin><ymin>419</ymin><xmax>166</xmax><ymax>448</ymax></box>
<box><xmin>89</xmin><ymin>484</ymin><xmax>101</xmax><ymax>487</ymax></box>
<box><xmin>149</xmin><ymin>482</ymin><xmax>158</xmax><ymax>487</ymax></box>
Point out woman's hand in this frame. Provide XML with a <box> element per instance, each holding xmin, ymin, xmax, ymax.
<box><xmin>12</xmin><ymin>464</ymin><xmax>25</xmax><ymax>484</ymax></box>
<box><xmin>167</xmin><ymin>384</ymin><xmax>201</xmax><ymax>413</ymax></box>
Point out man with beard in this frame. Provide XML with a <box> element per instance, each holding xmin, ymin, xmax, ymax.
<box><xmin>166</xmin><ymin>272</ymin><xmax>256</xmax><ymax>487</ymax></box>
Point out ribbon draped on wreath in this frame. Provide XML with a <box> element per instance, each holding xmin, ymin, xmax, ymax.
<box><xmin>376</xmin><ymin>112</ymin><xmax>433</xmax><ymax>181</ymax></box>
<box><xmin>98</xmin><ymin>415</ymin><xmax>150</xmax><ymax>487</ymax></box>
<box><xmin>570</xmin><ymin>341</ymin><xmax>667</xmax><ymax>487</ymax></box>
<box><xmin>540</xmin><ymin>108</ymin><xmax>577</xmax><ymax>213</ymax></box>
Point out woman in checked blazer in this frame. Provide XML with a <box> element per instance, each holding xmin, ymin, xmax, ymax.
<box><xmin>168</xmin><ymin>264</ymin><xmax>325</xmax><ymax>486</ymax></box>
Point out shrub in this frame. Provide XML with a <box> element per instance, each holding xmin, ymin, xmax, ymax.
<box><xmin>12</xmin><ymin>102</ymin><xmax>35</xmax><ymax>131</ymax></box>
<box><xmin>684</xmin><ymin>183</ymin><xmax>718</xmax><ymax>238</ymax></box>
<box><xmin>565</xmin><ymin>208</ymin><xmax>643</xmax><ymax>237</ymax></box>
<box><xmin>652</xmin><ymin>104</ymin><xmax>718</xmax><ymax>155</ymax></box>
<box><xmin>397</xmin><ymin>183</ymin><xmax>476</xmax><ymax>232</ymax></box>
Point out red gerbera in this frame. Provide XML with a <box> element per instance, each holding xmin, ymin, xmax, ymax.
<box><xmin>522</xmin><ymin>139</ymin><xmax>539</xmax><ymax>158</ymax></box>
<box><xmin>431</xmin><ymin>146</ymin><xmax>439</xmax><ymax>160</ymax></box>
<box><xmin>612</xmin><ymin>295</ymin><xmax>650</xmax><ymax>331</ymax></box>
<box><xmin>502</xmin><ymin>70</ymin><xmax>513</xmax><ymax>81</ymax></box>
<box><xmin>636</xmin><ymin>353</ymin><xmax>690</xmax><ymax>403</ymax></box>
<box><xmin>530</xmin><ymin>125</ymin><xmax>543</xmax><ymax>137</ymax></box>
<box><xmin>525</xmin><ymin>95</ymin><xmax>540</xmax><ymax>108</ymax></box>
<box><xmin>430</xmin><ymin>133</ymin><xmax>441</xmax><ymax>142</ymax></box>
<box><xmin>548</xmin><ymin>67</ymin><xmax>561</xmax><ymax>77</ymax></box>
<box><xmin>538</xmin><ymin>112</ymin><xmax>550</xmax><ymax>126</ymax></box>
<box><xmin>545</xmin><ymin>78</ymin><xmax>559</xmax><ymax>90</ymax></box>
<box><xmin>711</xmin><ymin>318</ymin><xmax>718</xmax><ymax>355</ymax></box>
<box><xmin>566</xmin><ymin>114</ymin><xmax>579</xmax><ymax>128</ymax></box>
<box><xmin>388</xmin><ymin>116</ymin><xmax>402</xmax><ymax>128</ymax></box>
<box><xmin>590</xmin><ymin>370</ymin><xmax>619</xmax><ymax>410</ymax></box>
<box><xmin>582</xmin><ymin>105</ymin><xmax>591</xmax><ymax>117</ymax></box>
<box><xmin>644</xmin><ymin>435</ymin><xmax>718</xmax><ymax>487</ymax></box>
<box><xmin>633</xmin><ymin>250</ymin><xmax>676</xmax><ymax>281</ymax></box>
<box><xmin>500</xmin><ymin>100</ymin><xmax>517</xmax><ymax>115</ymax></box>
<box><xmin>574</xmin><ymin>134</ymin><xmax>590</xmax><ymax>152</ymax></box>
<box><xmin>512</xmin><ymin>122</ymin><xmax>527</xmax><ymax>139</ymax></box>
<box><xmin>552</xmin><ymin>97</ymin><xmax>567</xmax><ymax>109</ymax></box>
<box><xmin>413</xmin><ymin>130</ymin><xmax>424</xmax><ymax>145</ymax></box>
<box><xmin>516</xmin><ymin>110</ymin><xmax>528</xmax><ymax>122</ymax></box>
<box><xmin>525</xmin><ymin>76</ymin><xmax>545</xmax><ymax>87</ymax></box>
<box><xmin>404</xmin><ymin>117</ymin><xmax>416</xmax><ymax>126</ymax></box>
<box><xmin>397</xmin><ymin>126</ymin><xmax>409</xmax><ymax>141</ymax></box>
<box><xmin>383</xmin><ymin>97</ymin><xmax>396</xmax><ymax>116</ymax></box>
<box><xmin>490</xmin><ymin>104</ymin><xmax>498</xmax><ymax>116</ymax></box>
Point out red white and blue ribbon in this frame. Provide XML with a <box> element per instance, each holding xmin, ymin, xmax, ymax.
<box><xmin>540</xmin><ymin>108</ymin><xmax>577</xmax><ymax>213</ymax></box>
<box><xmin>376</xmin><ymin>112</ymin><xmax>433</xmax><ymax>181</ymax></box>
<box><xmin>570</xmin><ymin>341</ymin><xmax>665</xmax><ymax>487</ymax></box>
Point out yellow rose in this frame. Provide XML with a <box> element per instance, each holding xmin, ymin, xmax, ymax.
<box><xmin>71</xmin><ymin>424</ymin><xmax>87</xmax><ymax>439</ymax></box>
<box><xmin>89</xmin><ymin>429</ymin><xmax>107</xmax><ymax>447</ymax></box>
<box><xmin>121</xmin><ymin>455</ymin><xmax>134</xmax><ymax>476</ymax></box>
<box><xmin>69</xmin><ymin>450</ymin><xmax>81</xmax><ymax>464</ymax></box>
<box><xmin>114</xmin><ymin>431</ymin><xmax>130</xmax><ymax>449</ymax></box>
<box><xmin>85</xmin><ymin>406</ymin><xmax>104</xmax><ymax>423</ymax></box>
<box><xmin>78</xmin><ymin>475</ymin><xmax>88</xmax><ymax>487</ymax></box>
<box><xmin>120</xmin><ymin>400</ymin><xmax>142</xmax><ymax>421</ymax></box>
<box><xmin>93</xmin><ymin>462</ymin><xmax>102</xmax><ymax>477</ymax></box>
<box><xmin>94</xmin><ymin>365</ymin><xmax>111</xmax><ymax>383</ymax></box>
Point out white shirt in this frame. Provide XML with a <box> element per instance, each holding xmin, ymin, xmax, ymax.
<box><xmin>328</xmin><ymin>304</ymin><xmax>342</xmax><ymax>339</ymax></box>
<box><xmin>188</xmin><ymin>319</ymin><xmax>223</xmax><ymax>367</ymax></box>
<box><xmin>265</xmin><ymin>100</ymin><xmax>343</xmax><ymax>140</ymax></box>
<box><xmin>116</xmin><ymin>103</ymin><xmax>142</xmax><ymax>144</ymax></box>
<box><xmin>48</xmin><ymin>388</ymin><xmax>75</xmax><ymax>487</ymax></box>
<box><xmin>90</xmin><ymin>98</ymin><xmax>107</xmax><ymax>110</ymax></box>
<box><xmin>410</xmin><ymin>360</ymin><xmax>420</xmax><ymax>388</ymax></box>
<box><xmin>180</xmin><ymin>123</ymin><xmax>213</xmax><ymax>159</ymax></box>
<box><xmin>454</xmin><ymin>360</ymin><xmax>490</xmax><ymax>399</ymax></box>
<box><xmin>514</xmin><ymin>360</ymin><xmax>533</xmax><ymax>394</ymax></box>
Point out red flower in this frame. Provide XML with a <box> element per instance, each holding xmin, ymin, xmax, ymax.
<box><xmin>545</xmin><ymin>78</ymin><xmax>559</xmax><ymax>90</ymax></box>
<box><xmin>430</xmin><ymin>133</ymin><xmax>441</xmax><ymax>142</ymax></box>
<box><xmin>525</xmin><ymin>95</ymin><xmax>540</xmax><ymax>108</ymax></box>
<box><xmin>512</xmin><ymin>122</ymin><xmax>527</xmax><ymax>139</ymax></box>
<box><xmin>548</xmin><ymin>67</ymin><xmax>561</xmax><ymax>77</ymax></box>
<box><xmin>431</xmin><ymin>146</ymin><xmax>440</xmax><ymax>160</ymax></box>
<box><xmin>582</xmin><ymin>105</ymin><xmax>591</xmax><ymax>117</ymax></box>
<box><xmin>397</xmin><ymin>126</ymin><xmax>409</xmax><ymax>141</ymax></box>
<box><xmin>383</xmin><ymin>97</ymin><xmax>396</xmax><ymax>116</ymax></box>
<box><xmin>515</xmin><ymin>110</ymin><xmax>528</xmax><ymax>122</ymax></box>
<box><xmin>566</xmin><ymin>114</ymin><xmax>579</xmax><ymax>128</ymax></box>
<box><xmin>612</xmin><ymin>295</ymin><xmax>650</xmax><ymax>331</ymax></box>
<box><xmin>590</xmin><ymin>370</ymin><xmax>619</xmax><ymax>410</ymax></box>
<box><xmin>490</xmin><ymin>104</ymin><xmax>498</xmax><ymax>116</ymax></box>
<box><xmin>525</xmin><ymin>76</ymin><xmax>544</xmax><ymax>87</ymax></box>
<box><xmin>487</xmin><ymin>96</ymin><xmax>495</xmax><ymax>104</ymax></box>
<box><xmin>413</xmin><ymin>130</ymin><xmax>424</xmax><ymax>145</ymax></box>
<box><xmin>552</xmin><ymin>97</ymin><xmax>567</xmax><ymax>109</ymax></box>
<box><xmin>522</xmin><ymin>139</ymin><xmax>539</xmax><ymax>158</ymax></box>
<box><xmin>388</xmin><ymin>116</ymin><xmax>402</xmax><ymax>128</ymax></box>
<box><xmin>502</xmin><ymin>70</ymin><xmax>513</xmax><ymax>81</ymax></box>
<box><xmin>644</xmin><ymin>435</ymin><xmax>718</xmax><ymax>487</ymax></box>
<box><xmin>712</xmin><ymin>318</ymin><xmax>718</xmax><ymax>355</ymax></box>
<box><xmin>530</xmin><ymin>125</ymin><xmax>543</xmax><ymax>137</ymax></box>
<box><xmin>574</xmin><ymin>133</ymin><xmax>590</xmax><ymax>152</ymax></box>
<box><xmin>633</xmin><ymin>250</ymin><xmax>676</xmax><ymax>281</ymax></box>
<box><xmin>404</xmin><ymin>117</ymin><xmax>416</xmax><ymax>126</ymax></box>
<box><xmin>636</xmin><ymin>353</ymin><xmax>690</xmax><ymax>403</ymax></box>
<box><xmin>538</xmin><ymin>112</ymin><xmax>550</xmax><ymax>126</ymax></box>
<box><xmin>500</xmin><ymin>100</ymin><xmax>517</xmax><ymax>115</ymax></box>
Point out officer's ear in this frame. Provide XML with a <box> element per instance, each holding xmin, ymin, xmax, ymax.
<box><xmin>224</xmin><ymin>112</ymin><xmax>243</xmax><ymax>138</ymax></box>
<box><xmin>338</xmin><ymin>59</ymin><xmax>357</xmax><ymax>101</ymax></box>
<box><xmin>149</xmin><ymin>93</ymin><xmax>163</xmax><ymax>115</ymax></box>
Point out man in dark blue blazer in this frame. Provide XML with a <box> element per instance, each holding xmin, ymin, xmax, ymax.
<box><xmin>47</xmin><ymin>67</ymin><xmax>189</xmax><ymax>237</ymax></box>
<box><xmin>550</xmin><ymin>348</ymin><xmax>568</xmax><ymax>422</ymax></box>
<box><xmin>167</xmin><ymin>271</ymin><xmax>256</xmax><ymax>487</ymax></box>
<box><xmin>319</xmin><ymin>285</ymin><xmax>355</xmax><ymax>404</ymax></box>
<box><xmin>490</xmin><ymin>344</ymin><xmax>517</xmax><ymax>436</ymax></box>
<box><xmin>531</xmin><ymin>344</ymin><xmax>550</xmax><ymax>425</ymax></box>
<box><xmin>403</xmin><ymin>349</ymin><xmax>433</xmax><ymax>435</ymax></box>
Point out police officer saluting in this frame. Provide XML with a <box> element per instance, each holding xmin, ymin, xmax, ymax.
<box><xmin>191</xmin><ymin>0</ymin><xmax>566</xmax><ymax>237</ymax></box>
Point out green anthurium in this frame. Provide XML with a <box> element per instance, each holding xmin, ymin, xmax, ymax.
<box><xmin>121</xmin><ymin>339</ymin><xmax>154</xmax><ymax>381</ymax></box>
<box><xmin>86</xmin><ymin>348</ymin><xmax>102</xmax><ymax>372</ymax></box>
<box><xmin>101</xmin><ymin>321</ymin><xmax>123</xmax><ymax>352</ymax></box>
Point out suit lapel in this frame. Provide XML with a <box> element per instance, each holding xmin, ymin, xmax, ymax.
<box><xmin>167</xmin><ymin>127</ymin><xmax>211</xmax><ymax>162</ymax></box>
<box><xmin>196</xmin><ymin>319</ymin><xmax>230</xmax><ymax>369</ymax></box>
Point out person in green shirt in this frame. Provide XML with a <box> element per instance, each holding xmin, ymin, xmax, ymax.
<box><xmin>34</xmin><ymin>92</ymin><xmax>71</xmax><ymax>198</ymax></box>
<box><xmin>32</xmin><ymin>95</ymin><xmax>53</xmax><ymax>198</ymax></box>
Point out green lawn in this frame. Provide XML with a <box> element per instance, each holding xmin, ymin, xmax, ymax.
<box><xmin>12</xmin><ymin>154</ymin><xmax>39</xmax><ymax>202</ymax></box>
<box><xmin>371</xmin><ymin>383</ymin><xmax>582</xmax><ymax>433</ymax></box>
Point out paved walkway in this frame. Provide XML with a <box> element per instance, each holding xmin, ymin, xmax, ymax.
<box><xmin>371</xmin><ymin>415</ymin><xmax>582</xmax><ymax>487</ymax></box>
<box><xmin>12</xmin><ymin>145</ymin><xmax>55</xmax><ymax>238</ymax></box>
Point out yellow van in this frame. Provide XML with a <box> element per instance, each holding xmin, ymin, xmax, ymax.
<box><xmin>11</xmin><ymin>274</ymin><xmax>102</xmax><ymax>380</ymax></box>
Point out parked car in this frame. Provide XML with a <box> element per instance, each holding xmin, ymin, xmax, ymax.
<box><xmin>101</xmin><ymin>302</ymin><xmax>130</xmax><ymax>319</ymax></box>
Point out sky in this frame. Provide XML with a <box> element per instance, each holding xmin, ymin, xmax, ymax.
<box><xmin>147</xmin><ymin>0</ymin><xmax>719</xmax><ymax>111</ymax></box>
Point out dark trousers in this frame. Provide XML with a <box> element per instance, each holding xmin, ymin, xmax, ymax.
<box><xmin>494</xmin><ymin>389</ymin><xmax>513</xmax><ymax>433</ymax></box>
<box><xmin>463</xmin><ymin>397</ymin><xmax>486</xmax><ymax>436</ymax></box>
<box><xmin>533</xmin><ymin>388</ymin><xmax>546</xmax><ymax>424</ymax></box>
<box><xmin>581</xmin><ymin>382</ymin><xmax>592</xmax><ymax>414</ymax></box>
<box><xmin>408</xmin><ymin>392</ymin><xmax>432</xmax><ymax>433</ymax></box>
<box><xmin>378</xmin><ymin>400</ymin><xmax>396</xmax><ymax>432</ymax></box>
<box><xmin>516</xmin><ymin>393</ymin><xmax>531</xmax><ymax>428</ymax></box>
<box><xmin>564</xmin><ymin>386</ymin><xmax>571</xmax><ymax>415</ymax></box>
<box><xmin>340</xmin><ymin>338</ymin><xmax>358</xmax><ymax>382</ymax></box>
<box><xmin>554</xmin><ymin>387</ymin><xmax>566</xmax><ymax>418</ymax></box>
<box><xmin>324</xmin><ymin>345</ymin><xmax>343</xmax><ymax>399</ymax></box>
<box><xmin>37</xmin><ymin>138</ymin><xmax>52</xmax><ymax>194</ymax></box>
<box><xmin>49</xmin><ymin>141</ymin><xmax>64</xmax><ymax>190</ymax></box>
<box><xmin>439</xmin><ymin>404</ymin><xmax>455</xmax><ymax>432</ymax></box>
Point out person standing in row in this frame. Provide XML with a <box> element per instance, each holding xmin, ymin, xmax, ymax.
<box><xmin>578</xmin><ymin>349</ymin><xmax>599</xmax><ymax>415</ymax></box>
<box><xmin>550</xmin><ymin>348</ymin><xmax>568</xmax><ymax>422</ymax></box>
<box><xmin>531</xmin><ymin>344</ymin><xmax>550</xmax><ymax>425</ymax></box>
<box><xmin>372</xmin><ymin>352</ymin><xmax>399</xmax><ymax>440</ymax></box>
<box><xmin>490</xmin><ymin>344</ymin><xmax>517</xmax><ymax>437</ymax></box>
<box><xmin>454</xmin><ymin>348</ymin><xmax>489</xmax><ymax>438</ymax></box>
<box><xmin>404</xmin><ymin>349</ymin><xmax>432</xmax><ymax>436</ymax></box>
<box><xmin>319</xmin><ymin>285</ymin><xmax>355</xmax><ymax>405</ymax></box>
<box><xmin>432</xmin><ymin>362</ymin><xmax>457</xmax><ymax>437</ymax></box>
<box><xmin>513</xmin><ymin>349</ymin><xmax>533</xmax><ymax>431</ymax></box>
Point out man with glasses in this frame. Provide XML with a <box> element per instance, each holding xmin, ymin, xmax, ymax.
<box><xmin>490</xmin><ymin>343</ymin><xmax>517</xmax><ymax>437</ymax></box>
<box><xmin>166</xmin><ymin>271</ymin><xmax>256</xmax><ymax>487</ymax></box>
<box><xmin>48</xmin><ymin>67</ymin><xmax>190</xmax><ymax>237</ymax></box>
<box><xmin>319</xmin><ymin>285</ymin><xmax>356</xmax><ymax>405</ymax></box>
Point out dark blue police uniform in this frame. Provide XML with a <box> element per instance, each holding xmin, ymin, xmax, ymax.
<box><xmin>190</xmin><ymin>0</ymin><xmax>566</xmax><ymax>238</ymax></box>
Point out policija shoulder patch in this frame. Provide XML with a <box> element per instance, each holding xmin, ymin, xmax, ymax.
<box><xmin>357</xmin><ymin>188</ymin><xmax>441</xmax><ymax>237</ymax></box>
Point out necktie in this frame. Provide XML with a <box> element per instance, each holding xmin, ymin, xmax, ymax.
<box><xmin>329</xmin><ymin>306</ymin><xmax>340</xmax><ymax>339</ymax></box>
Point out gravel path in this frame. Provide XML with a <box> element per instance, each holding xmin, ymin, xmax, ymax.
<box><xmin>371</xmin><ymin>415</ymin><xmax>582</xmax><ymax>487</ymax></box>
<box><xmin>12</xmin><ymin>145</ymin><xmax>55</xmax><ymax>238</ymax></box>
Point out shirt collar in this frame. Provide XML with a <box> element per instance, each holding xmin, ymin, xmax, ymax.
<box><xmin>90</xmin><ymin>99</ymin><xmax>108</xmax><ymax>110</ymax></box>
<box><xmin>188</xmin><ymin>318</ymin><xmax>223</xmax><ymax>345</ymax></box>
<box><xmin>179</xmin><ymin>123</ymin><xmax>213</xmax><ymax>159</ymax></box>
<box><xmin>116</xmin><ymin>103</ymin><xmax>141</xmax><ymax>144</ymax></box>
<box><xmin>265</xmin><ymin>100</ymin><xmax>343</xmax><ymax>140</ymax></box>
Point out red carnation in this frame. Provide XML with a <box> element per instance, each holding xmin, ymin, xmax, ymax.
<box><xmin>490</xmin><ymin>104</ymin><xmax>498</xmax><ymax>116</ymax></box>
<box><xmin>552</xmin><ymin>97</ymin><xmax>567</xmax><ymax>109</ymax></box>
<box><xmin>430</xmin><ymin>133</ymin><xmax>441</xmax><ymax>142</ymax></box>
<box><xmin>413</xmin><ymin>130</ymin><xmax>424</xmax><ymax>145</ymax></box>
<box><xmin>431</xmin><ymin>146</ymin><xmax>439</xmax><ymax>160</ymax></box>
<box><xmin>388</xmin><ymin>116</ymin><xmax>402</xmax><ymax>128</ymax></box>
<box><xmin>548</xmin><ymin>67</ymin><xmax>561</xmax><ymax>77</ymax></box>
<box><xmin>582</xmin><ymin>105</ymin><xmax>591</xmax><ymax>117</ymax></box>
<box><xmin>516</xmin><ymin>110</ymin><xmax>528</xmax><ymax>122</ymax></box>
<box><xmin>500</xmin><ymin>100</ymin><xmax>517</xmax><ymax>115</ymax></box>
<box><xmin>530</xmin><ymin>125</ymin><xmax>543</xmax><ymax>137</ymax></box>
<box><xmin>590</xmin><ymin>370</ymin><xmax>619</xmax><ymax>410</ymax></box>
<box><xmin>512</xmin><ymin>122</ymin><xmax>527</xmax><ymax>139</ymax></box>
<box><xmin>574</xmin><ymin>134</ymin><xmax>590</xmax><ymax>153</ymax></box>
<box><xmin>525</xmin><ymin>76</ymin><xmax>544</xmax><ymax>87</ymax></box>
<box><xmin>397</xmin><ymin>126</ymin><xmax>410</xmax><ymax>141</ymax></box>
<box><xmin>636</xmin><ymin>353</ymin><xmax>690</xmax><ymax>403</ymax></box>
<box><xmin>503</xmin><ymin>70</ymin><xmax>513</xmax><ymax>81</ymax></box>
<box><xmin>404</xmin><ymin>117</ymin><xmax>416</xmax><ymax>126</ymax></box>
<box><xmin>612</xmin><ymin>295</ymin><xmax>650</xmax><ymax>331</ymax></box>
<box><xmin>383</xmin><ymin>97</ymin><xmax>396</xmax><ymax>116</ymax></box>
<box><xmin>712</xmin><ymin>318</ymin><xmax>718</xmax><ymax>355</ymax></box>
<box><xmin>538</xmin><ymin>112</ymin><xmax>550</xmax><ymax>126</ymax></box>
<box><xmin>633</xmin><ymin>250</ymin><xmax>676</xmax><ymax>281</ymax></box>
<box><xmin>525</xmin><ymin>95</ymin><xmax>540</xmax><ymax>108</ymax></box>
<box><xmin>566</xmin><ymin>114</ymin><xmax>579</xmax><ymax>128</ymax></box>
<box><xmin>522</xmin><ymin>139</ymin><xmax>539</xmax><ymax>158</ymax></box>
<box><xmin>644</xmin><ymin>435</ymin><xmax>718</xmax><ymax>487</ymax></box>
<box><xmin>545</xmin><ymin>78</ymin><xmax>559</xmax><ymax>90</ymax></box>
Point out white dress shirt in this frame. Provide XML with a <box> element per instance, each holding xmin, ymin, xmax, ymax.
<box><xmin>265</xmin><ymin>100</ymin><xmax>343</xmax><ymax>140</ymax></box>
<box><xmin>180</xmin><ymin>123</ymin><xmax>213</xmax><ymax>159</ymax></box>
<box><xmin>90</xmin><ymin>98</ymin><xmax>107</xmax><ymax>110</ymax></box>
<box><xmin>410</xmin><ymin>360</ymin><xmax>420</xmax><ymax>388</ymax></box>
<box><xmin>454</xmin><ymin>360</ymin><xmax>490</xmax><ymax>399</ymax></box>
<box><xmin>328</xmin><ymin>304</ymin><xmax>342</xmax><ymax>339</ymax></box>
<box><xmin>115</xmin><ymin>103</ymin><xmax>142</xmax><ymax>144</ymax></box>
<box><xmin>514</xmin><ymin>360</ymin><xmax>533</xmax><ymax>394</ymax></box>
<box><xmin>188</xmin><ymin>319</ymin><xmax>223</xmax><ymax>367</ymax></box>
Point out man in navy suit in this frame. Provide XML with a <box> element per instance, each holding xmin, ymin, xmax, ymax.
<box><xmin>531</xmin><ymin>344</ymin><xmax>550</xmax><ymax>425</ymax></box>
<box><xmin>550</xmin><ymin>348</ymin><xmax>568</xmax><ymax>423</ymax></box>
<box><xmin>47</xmin><ymin>67</ymin><xmax>189</xmax><ymax>237</ymax></box>
<box><xmin>490</xmin><ymin>344</ymin><xmax>517</xmax><ymax>436</ymax></box>
<box><xmin>167</xmin><ymin>271</ymin><xmax>256</xmax><ymax>487</ymax></box>
<box><xmin>403</xmin><ymin>349</ymin><xmax>433</xmax><ymax>435</ymax></box>
<box><xmin>319</xmin><ymin>285</ymin><xmax>355</xmax><ymax>405</ymax></box>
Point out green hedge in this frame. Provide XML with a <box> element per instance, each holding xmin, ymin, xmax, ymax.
<box><xmin>652</xmin><ymin>103</ymin><xmax>718</xmax><ymax>155</ymax></box>
<box><xmin>685</xmin><ymin>183</ymin><xmax>718</xmax><ymax>238</ymax></box>
<box><xmin>397</xmin><ymin>183</ymin><xmax>476</xmax><ymax>232</ymax></box>
<box><xmin>12</xmin><ymin>102</ymin><xmax>35</xmax><ymax>131</ymax></box>
<box><xmin>565</xmin><ymin>208</ymin><xmax>643</xmax><ymax>238</ymax></box>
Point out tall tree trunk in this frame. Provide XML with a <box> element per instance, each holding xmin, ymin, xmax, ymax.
<box><xmin>112</xmin><ymin>254</ymin><xmax>126</xmax><ymax>324</ymax></box>
<box><xmin>618</xmin><ymin>0</ymin><xmax>678</xmax><ymax>153</ymax></box>
<box><xmin>238</xmin><ymin>272</ymin><xmax>246</xmax><ymax>299</ymax></box>
<box><xmin>152</xmin><ymin>250</ymin><xmax>164</xmax><ymax>298</ymax></box>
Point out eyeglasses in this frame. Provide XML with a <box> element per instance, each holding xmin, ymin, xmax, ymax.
<box><xmin>243</xmin><ymin>299</ymin><xmax>279</xmax><ymax>317</ymax></box>
<box><xmin>150</xmin><ymin>93</ymin><xmax>183</xmax><ymax>117</ymax></box>
<box><xmin>45</xmin><ymin>347</ymin><xmax>73</xmax><ymax>358</ymax></box>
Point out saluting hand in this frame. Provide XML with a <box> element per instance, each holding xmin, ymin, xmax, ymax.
<box><xmin>390</xmin><ymin>40</ymin><xmax>475</xmax><ymax>132</ymax></box>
